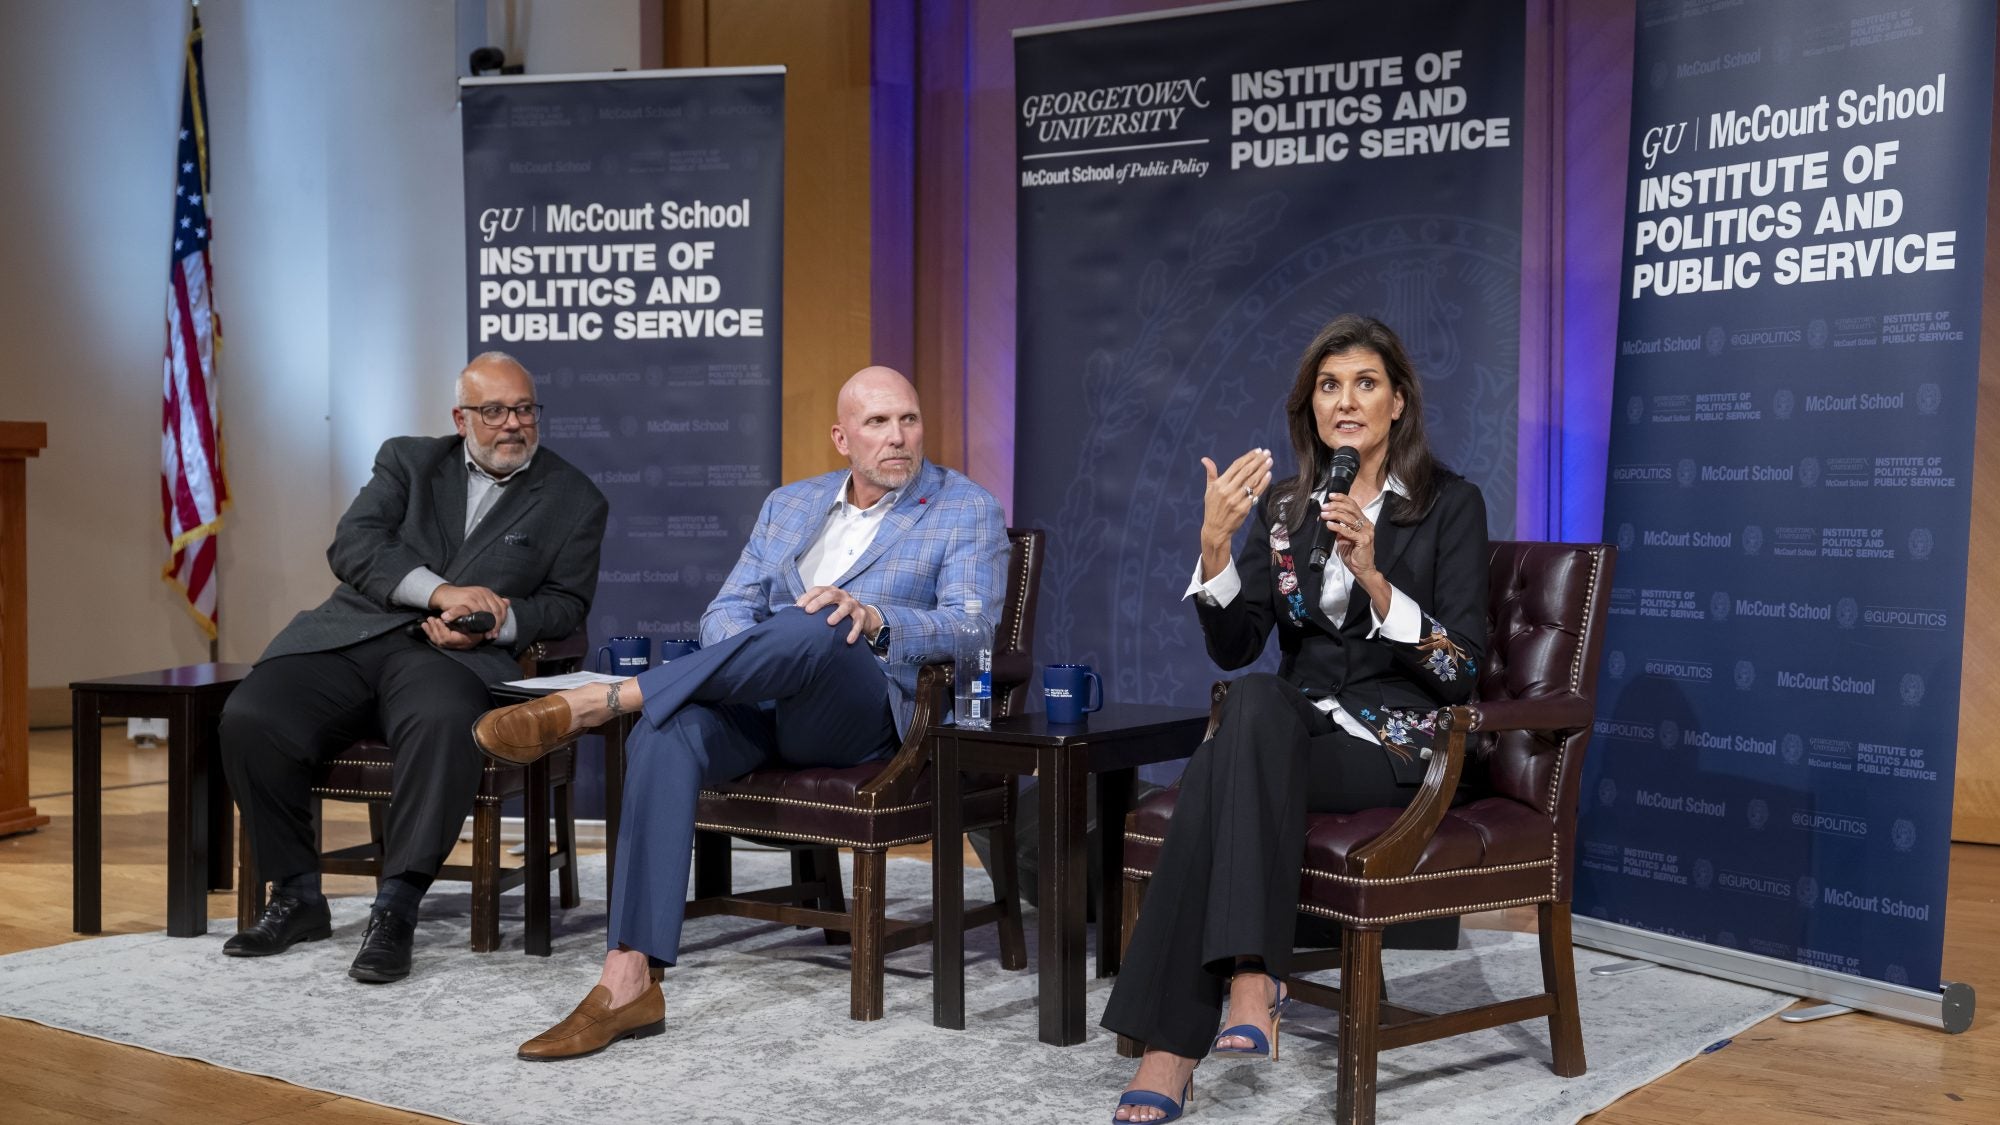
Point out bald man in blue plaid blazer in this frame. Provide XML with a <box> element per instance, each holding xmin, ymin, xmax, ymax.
<box><xmin>477</xmin><ymin>366</ymin><xmax>1007</xmax><ymax>1059</ymax></box>
<box><xmin>696</xmin><ymin>455</ymin><xmax>1004</xmax><ymax>742</ymax></box>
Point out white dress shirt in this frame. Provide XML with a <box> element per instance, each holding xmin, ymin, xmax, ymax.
<box><xmin>1185</xmin><ymin>475</ymin><xmax>1421</xmax><ymax>745</ymax></box>
<box><xmin>798</xmin><ymin>473</ymin><xmax>901</xmax><ymax>590</ymax></box>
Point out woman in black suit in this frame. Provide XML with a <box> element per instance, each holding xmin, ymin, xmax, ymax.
<box><xmin>1105</xmin><ymin>314</ymin><xmax>1489</xmax><ymax>1123</ymax></box>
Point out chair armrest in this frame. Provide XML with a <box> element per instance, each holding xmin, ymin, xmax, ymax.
<box><xmin>855</xmin><ymin>660</ymin><xmax>953</xmax><ymax>809</ymax></box>
<box><xmin>518</xmin><ymin>630</ymin><xmax>589</xmax><ymax>677</ymax></box>
<box><xmin>1206</xmin><ymin>679</ymin><xmax>1231</xmax><ymax>740</ymax></box>
<box><xmin>1346</xmin><ymin>705</ymin><xmax>1474</xmax><ymax>879</ymax></box>
<box><xmin>1466</xmin><ymin>694</ymin><xmax>1593</xmax><ymax>734</ymax></box>
<box><xmin>1349</xmin><ymin>695</ymin><xmax>1593</xmax><ymax>877</ymax></box>
<box><xmin>991</xmin><ymin>650</ymin><xmax>1032</xmax><ymax>704</ymax></box>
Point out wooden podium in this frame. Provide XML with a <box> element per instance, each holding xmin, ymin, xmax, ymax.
<box><xmin>1</xmin><ymin>420</ymin><xmax>48</xmax><ymax>837</ymax></box>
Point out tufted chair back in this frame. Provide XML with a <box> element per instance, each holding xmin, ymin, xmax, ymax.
<box><xmin>1473</xmin><ymin>541</ymin><xmax>1614</xmax><ymax>897</ymax></box>
<box><xmin>991</xmin><ymin>527</ymin><xmax>1044</xmax><ymax>717</ymax></box>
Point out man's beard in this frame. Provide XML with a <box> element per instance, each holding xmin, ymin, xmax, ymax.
<box><xmin>857</xmin><ymin>458</ymin><xmax>915</xmax><ymax>493</ymax></box>
<box><xmin>474</xmin><ymin>433</ymin><xmax>536</xmax><ymax>474</ymax></box>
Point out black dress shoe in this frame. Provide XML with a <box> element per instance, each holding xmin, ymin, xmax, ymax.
<box><xmin>348</xmin><ymin>908</ymin><xmax>417</xmax><ymax>983</ymax></box>
<box><xmin>222</xmin><ymin>893</ymin><xmax>332</xmax><ymax>957</ymax></box>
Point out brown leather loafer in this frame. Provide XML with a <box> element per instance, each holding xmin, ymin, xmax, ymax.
<box><xmin>471</xmin><ymin>695</ymin><xmax>574</xmax><ymax>765</ymax></box>
<box><xmin>517</xmin><ymin>982</ymin><xmax>665</xmax><ymax>1061</ymax></box>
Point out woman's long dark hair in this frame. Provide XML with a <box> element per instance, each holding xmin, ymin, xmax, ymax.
<box><xmin>1270</xmin><ymin>314</ymin><xmax>1441</xmax><ymax>532</ymax></box>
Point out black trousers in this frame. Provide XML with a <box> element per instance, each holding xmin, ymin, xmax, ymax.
<box><xmin>218</xmin><ymin>630</ymin><xmax>493</xmax><ymax>888</ymax></box>
<box><xmin>1099</xmin><ymin>672</ymin><xmax>1415</xmax><ymax>1059</ymax></box>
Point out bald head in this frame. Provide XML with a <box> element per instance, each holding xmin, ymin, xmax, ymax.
<box><xmin>831</xmin><ymin>365</ymin><xmax>924</xmax><ymax>508</ymax></box>
<box><xmin>453</xmin><ymin>352</ymin><xmax>540</xmax><ymax>476</ymax></box>
<box><xmin>457</xmin><ymin>351</ymin><xmax>533</xmax><ymax>405</ymax></box>
<box><xmin>836</xmin><ymin>366</ymin><xmax>915</xmax><ymax>417</ymax></box>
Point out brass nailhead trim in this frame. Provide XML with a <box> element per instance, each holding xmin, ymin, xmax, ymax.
<box><xmin>1127</xmin><ymin>844</ymin><xmax>1551</xmax><ymax>886</ymax></box>
<box><xmin>1121</xmin><ymin>867</ymin><xmax>1555</xmax><ymax>926</ymax></box>
<box><xmin>699</xmin><ymin>790</ymin><xmax>932</xmax><ymax>817</ymax></box>
<box><xmin>1294</xmin><ymin>893</ymin><xmax>1555</xmax><ymax>926</ymax></box>
<box><xmin>1572</xmin><ymin>549</ymin><xmax>1601</xmax><ymax>694</ymax></box>
<box><xmin>315</xmin><ymin>785</ymin><xmax>512</xmax><ymax>806</ymax></box>
<box><xmin>1302</xmin><ymin>857</ymin><xmax>1552</xmax><ymax>886</ymax></box>
<box><xmin>313</xmin><ymin>786</ymin><xmax>390</xmax><ymax>799</ymax></box>
<box><xmin>693</xmin><ymin>822</ymin><xmax>931</xmax><ymax>850</ymax></box>
<box><xmin>1004</xmin><ymin>535</ymin><xmax>1035</xmax><ymax>651</ymax></box>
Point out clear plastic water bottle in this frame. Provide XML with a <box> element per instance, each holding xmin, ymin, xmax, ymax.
<box><xmin>954</xmin><ymin>598</ymin><xmax>993</xmax><ymax>729</ymax></box>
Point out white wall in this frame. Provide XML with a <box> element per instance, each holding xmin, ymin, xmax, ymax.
<box><xmin>0</xmin><ymin>0</ymin><xmax>213</xmax><ymax>683</ymax></box>
<box><xmin>1</xmin><ymin>0</ymin><xmax>642</xmax><ymax>689</ymax></box>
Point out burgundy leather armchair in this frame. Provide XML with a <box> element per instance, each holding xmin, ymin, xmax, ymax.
<box><xmin>685</xmin><ymin>528</ymin><xmax>1044</xmax><ymax>1020</ymax></box>
<box><xmin>1119</xmin><ymin>540</ymin><xmax>1616</xmax><ymax>1124</ymax></box>
<box><xmin>235</xmin><ymin>630</ymin><xmax>588</xmax><ymax>955</ymax></box>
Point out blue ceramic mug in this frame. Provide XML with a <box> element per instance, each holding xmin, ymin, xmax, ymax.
<box><xmin>595</xmin><ymin>635</ymin><xmax>652</xmax><ymax>676</ymax></box>
<box><xmin>657</xmin><ymin>637</ymin><xmax>702</xmax><ymax>662</ymax></box>
<box><xmin>1043</xmin><ymin>664</ymin><xmax>1104</xmax><ymax>724</ymax></box>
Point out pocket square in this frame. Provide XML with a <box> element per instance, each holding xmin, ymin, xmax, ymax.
<box><xmin>502</xmin><ymin>532</ymin><xmax>533</xmax><ymax>547</ymax></box>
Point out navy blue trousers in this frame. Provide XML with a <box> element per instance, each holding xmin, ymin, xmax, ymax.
<box><xmin>607</xmin><ymin>606</ymin><xmax>899</xmax><ymax>963</ymax></box>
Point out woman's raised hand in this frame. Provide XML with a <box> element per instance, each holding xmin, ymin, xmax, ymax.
<box><xmin>1199</xmin><ymin>449</ymin><xmax>1274</xmax><ymax>578</ymax></box>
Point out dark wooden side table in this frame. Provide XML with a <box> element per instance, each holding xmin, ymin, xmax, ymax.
<box><xmin>489</xmin><ymin>683</ymin><xmax>636</xmax><ymax>925</ymax></box>
<box><xmin>71</xmin><ymin>663</ymin><xmax>254</xmax><ymax>937</ymax></box>
<box><xmin>931</xmin><ymin>704</ymin><xmax>1207</xmax><ymax>1046</ymax></box>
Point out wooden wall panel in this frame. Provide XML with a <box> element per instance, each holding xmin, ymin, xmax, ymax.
<box><xmin>1558</xmin><ymin>0</ymin><xmax>1634</xmax><ymax>544</ymax></box>
<box><xmin>661</xmin><ymin>0</ymin><xmax>874</xmax><ymax>481</ymax></box>
<box><xmin>1951</xmin><ymin>42</ymin><xmax>2000</xmax><ymax>844</ymax></box>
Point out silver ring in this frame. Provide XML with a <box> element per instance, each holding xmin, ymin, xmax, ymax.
<box><xmin>1244</xmin><ymin>486</ymin><xmax>1256</xmax><ymax>497</ymax></box>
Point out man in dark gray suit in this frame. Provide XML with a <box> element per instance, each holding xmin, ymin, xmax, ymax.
<box><xmin>218</xmin><ymin>351</ymin><xmax>608</xmax><ymax>983</ymax></box>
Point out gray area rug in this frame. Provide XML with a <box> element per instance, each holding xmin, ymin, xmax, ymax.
<box><xmin>0</xmin><ymin>852</ymin><xmax>1793</xmax><ymax>1124</ymax></box>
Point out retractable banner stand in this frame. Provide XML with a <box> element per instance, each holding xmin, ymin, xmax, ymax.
<box><xmin>461</xmin><ymin>69</ymin><xmax>785</xmax><ymax>816</ymax></box>
<box><xmin>1580</xmin><ymin>0</ymin><xmax>1991</xmax><ymax>1030</ymax></box>
<box><xmin>1013</xmin><ymin>0</ymin><xmax>1524</xmax><ymax>713</ymax></box>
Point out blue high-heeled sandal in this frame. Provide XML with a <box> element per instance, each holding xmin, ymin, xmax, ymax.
<box><xmin>1111</xmin><ymin>1077</ymin><xmax>1193</xmax><ymax>1123</ymax></box>
<box><xmin>1211</xmin><ymin>968</ymin><xmax>1291</xmax><ymax>1060</ymax></box>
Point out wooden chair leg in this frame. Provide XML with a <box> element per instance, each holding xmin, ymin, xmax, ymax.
<box><xmin>236</xmin><ymin>819</ymin><xmax>261</xmax><ymax>930</ymax></box>
<box><xmin>1336</xmin><ymin>926</ymin><xmax>1385</xmax><ymax>1125</ymax></box>
<box><xmin>1540</xmin><ymin>901</ymin><xmax>1587</xmax><ymax>1076</ymax></box>
<box><xmin>693</xmin><ymin>830</ymin><xmax>731</xmax><ymax>899</ymax></box>
<box><xmin>985</xmin><ymin>819</ymin><xmax>1028</xmax><ymax>971</ymax></box>
<box><xmin>554</xmin><ymin>780</ymin><xmax>580</xmax><ymax>909</ymax></box>
<box><xmin>308</xmin><ymin>797</ymin><xmax>328</xmax><ymax>881</ymax></box>
<box><xmin>824</xmin><ymin>844</ymin><xmax>848</xmax><ymax>940</ymax></box>
<box><xmin>806</xmin><ymin>846</ymin><xmax>851</xmax><ymax>946</ymax></box>
<box><xmin>1115</xmin><ymin>873</ymin><xmax>1149</xmax><ymax>1058</ymax></box>
<box><xmin>365</xmin><ymin>801</ymin><xmax>386</xmax><ymax>890</ymax></box>
<box><xmin>470</xmin><ymin>803</ymin><xmax>500</xmax><ymax>953</ymax></box>
<box><xmin>850</xmin><ymin>849</ymin><xmax>886</xmax><ymax>1021</ymax></box>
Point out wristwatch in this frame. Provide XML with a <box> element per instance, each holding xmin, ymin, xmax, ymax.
<box><xmin>865</xmin><ymin>608</ymin><xmax>892</xmax><ymax>655</ymax></box>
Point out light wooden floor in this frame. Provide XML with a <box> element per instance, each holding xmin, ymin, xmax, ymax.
<box><xmin>1</xmin><ymin>727</ymin><xmax>1993</xmax><ymax>1123</ymax></box>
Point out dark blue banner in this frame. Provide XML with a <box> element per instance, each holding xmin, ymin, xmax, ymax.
<box><xmin>1013</xmin><ymin>0</ymin><xmax>1523</xmax><ymax>711</ymax></box>
<box><xmin>461</xmin><ymin>70</ymin><xmax>785</xmax><ymax>816</ymax></box>
<box><xmin>1580</xmin><ymin>0</ymin><xmax>1993</xmax><ymax>993</ymax></box>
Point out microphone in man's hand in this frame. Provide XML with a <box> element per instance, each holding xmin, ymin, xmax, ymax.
<box><xmin>403</xmin><ymin>611</ymin><xmax>497</xmax><ymax>638</ymax></box>
<box><xmin>1306</xmin><ymin>445</ymin><xmax>1361</xmax><ymax>573</ymax></box>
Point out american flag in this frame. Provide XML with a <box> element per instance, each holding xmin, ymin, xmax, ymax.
<box><xmin>161</xmin><ymin>10</ymin><xmax>227</xmax><ymax>638</ymax></box>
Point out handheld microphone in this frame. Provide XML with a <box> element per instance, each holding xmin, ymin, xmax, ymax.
<box><xmin>404</xmin><ymin>610</ymin><xmax>497</xmax><ymax>638</ymax></box>
<box><xmin>1305</xmin><ymin>445</ymin><xmax>1361</xmax><ymax>573</ymax></box>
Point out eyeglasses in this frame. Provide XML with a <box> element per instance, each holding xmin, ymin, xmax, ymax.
<box><xmin>459</xmin><ymin>402</ymin><xmax>544</xmax><ymax>426</ymax></box>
